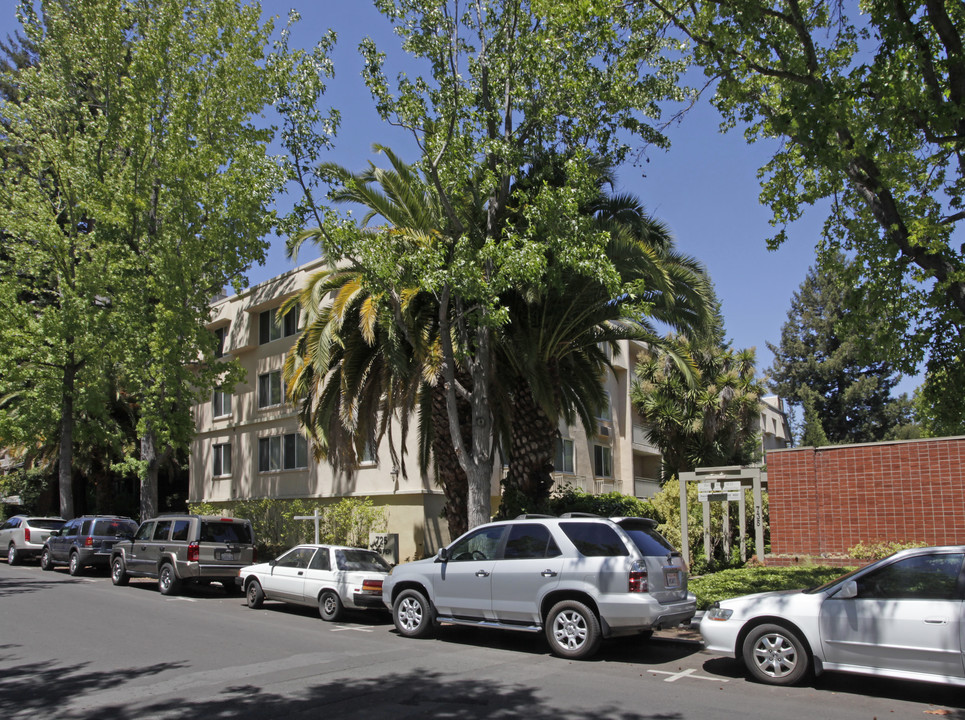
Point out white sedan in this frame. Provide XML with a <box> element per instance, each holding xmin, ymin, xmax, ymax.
<box><xmin>241</xmin><ymin>544</ymin><xmax>391</xmax><ymax>621</ymax></box>
<box><xmin>700</xmin><ymin>545</ymin><xmax>965</xmax><ymax>687</ymax></box>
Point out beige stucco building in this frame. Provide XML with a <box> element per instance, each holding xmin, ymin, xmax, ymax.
<box><xmin>190</xmin><ymin>259</ymin><xmax>787</xmax><ymax>560</ymax></box>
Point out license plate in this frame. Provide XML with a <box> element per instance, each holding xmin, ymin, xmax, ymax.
<box><xmin>221</xmin><ymin>553</ymin><xmax>234</xmax><ymax>561</ymax></box>
<box><xmin>665</xmin><ymin>570</ymin><xmax>680</xmax><ymax>588</ymax></box>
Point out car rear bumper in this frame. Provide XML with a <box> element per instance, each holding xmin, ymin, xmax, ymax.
<box><xmin>352</xmin><ymin>593</ymin><xmax>387</xmax><ymax>609</ymax></box>
<box><xmin>599</xmin><ymin>594</ymin><xmax>697</xmax><ymax>635</ymax></box>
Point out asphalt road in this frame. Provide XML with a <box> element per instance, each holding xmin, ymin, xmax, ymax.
<box><xmin>1</xmin><ymin>561</ymin><xmax>962</xmax><ymax>720</ymax></box>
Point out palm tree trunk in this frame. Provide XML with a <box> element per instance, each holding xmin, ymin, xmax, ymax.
<box><xmin>431</xmin><ymin>383</ymin><xmax>469</xmax><ymax>540</ymax></box>
<box><xmin>501</xmin><ymin>379</ymin><xmax>557</xmax><ymax>517</ymax></box>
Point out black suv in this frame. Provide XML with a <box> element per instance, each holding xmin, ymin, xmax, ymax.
<box><xmin>41</xmin><ymin>515</ymin><xmax>138</xmax><ymax>575</ymax></box>
<box><xmin>110</xmin><ymin>514</ymin><xmax>256</xmax><ymax>595</ymax></box>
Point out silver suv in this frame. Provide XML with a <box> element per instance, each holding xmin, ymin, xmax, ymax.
<box><xmin>110</xmin><ymin>514</ymin><xmax>255</xmax><ymax>595</ymax></box>
<box><xmin>381</xmin><ymin>513</ymin><xmax>696</xmax><ymax>659</ymax></box>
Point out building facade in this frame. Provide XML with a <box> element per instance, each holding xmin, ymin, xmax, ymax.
<box><xmin>190</xmin><ymin>259</ymin><xmax>787</xmax><ymax>560</ymax></box>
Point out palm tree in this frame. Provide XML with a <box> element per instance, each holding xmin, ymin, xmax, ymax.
<box><xmin>283</xmin><ymin>147</ymin><xmax>477</xmax><ymax>540</ymax></box>
<box><xmin>495</xmin><ymin>164</ymin><xmax>715</xmax><ymax>517</ymax></box>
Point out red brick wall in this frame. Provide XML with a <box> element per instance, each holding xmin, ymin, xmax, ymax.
<box><xmin>768</xmin><ymin>437</ymin><xmax>965</xmax><ymax>557</ymax></box>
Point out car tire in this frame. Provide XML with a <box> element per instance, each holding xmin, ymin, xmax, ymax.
<box><xmin>68</xmin><ymin>552</ymin><xmax>82</xmax><ymax>576</ymax></box>
<box><xmin>742</xmin><ymin>623</ymin><xmax>811</xmax><ymax>686</ymax></box>
<box><xmin>392</xmin><ymin>588</ymin><xmax>435</xmax><ymax>639</ymax></box>
<box><xmin>7</xmin><ymin>543</ymin><xmax>20</xmax><ymax>565</ymax></box>
<box><xmin>545</xmin><ymin>599</ymin><xmax>602</xmax><ymax>660</ymax></box>
<box><xmin>158</xmin><ymin>563</ymin><xmax>181</xmax><ymax>596</ymax></box>
<box><xmin>246</xmin><ymin>579</ymin><xmax>265</xmax><ymax>609</ymax></box>
<box><xmin>319</xmin><ymin>590</ymin><xmax>344</xmax><ymax>622</ymax></box>
<box><xmin>111</xmin><ymin>557</ymin><xmax>130</xmax><ymax>585</ymax></box>
<box><xmin>40</xmin><ymin>548</ymin><xmax>54</xmax><ymax>571</ymax></box>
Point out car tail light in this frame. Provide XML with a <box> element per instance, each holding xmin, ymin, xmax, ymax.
<box><xmin>628</xmin><ymin>563</ymin><xmax>648</xmax><ymax>593</ymax></box>
<box><xmin>187</xmin><ymin>541</ymin><xmax>199</xmax><ymax>562</ymax></box>
<box><xmin>361</xmin><ymin>579</ymin><xmax>383</xmax><ymax>594</ymax></box>
<box><xmin>24</xmin><ymin>527</ymin><xmax>30</xmax><ymax>542</ymax></box>
<box><xmin>85</xmin><ymin>536</ymin><xmax>93</xmax><ymax>547</ymax></box>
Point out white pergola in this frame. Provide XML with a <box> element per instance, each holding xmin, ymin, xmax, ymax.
<box><xmin>678</xmin><ymin>465</ymin><xmax>767</xmax><ymax>567</ymax></box>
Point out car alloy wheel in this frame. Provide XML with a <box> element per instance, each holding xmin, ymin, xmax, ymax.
<box><xmin>69</xmin><ymin>553</ymin><xmax>81</xmax><ymax>576</ymax></box>
<box><xmin>40</xmin><ymin>548</ymin><xmax>53</xmax><ymax>571</ymax></box>
<box><xmin>545</xmin><ymin>600</ymin><xmax>602</xmax><ymax>660</ymax></box>
<box><xmin>7</xmin><ymin>544</ymin><xmax>19</xmax><ymax>565</ymax></box>
<box><xmin>158</xmin><ymin>563</ymin><xmax>181</xmax><ymax>596</ymax></box>
<box><xmin>111</xmin><ymin>557</ymin><xmax>129</xmax><ymax>585</ymax></box>
<box><xmin>742</xmin><ymin>623</ymin><xmax>810</xmax><ymax>686</ymax></box>
<box><xmin>392</xmin><ymin>589</ymin><xmax>434</xmax><ymax>639</ymax></box>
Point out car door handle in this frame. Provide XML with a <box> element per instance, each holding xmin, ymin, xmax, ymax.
<box><xmin>298</xmin><ymin>571</ymin><xmax>304</xmax><ymax>576</ymax></box>
<box><xmin>924</xmin><ymin>617</ymin><xmax>948</xmax><ymax>625</ymax></box>
<box><xmin>475</xmin><ymin>570</ymin><xmax>490</xmax><ymax>577</ymax></box>
<box><xmin>541</xmin><ymin>570</ymin><xmax>558</xmax><ymax>577</ymax></box>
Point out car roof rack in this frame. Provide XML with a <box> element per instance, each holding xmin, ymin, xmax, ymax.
<box><xmin>559</xmin><ymin>512</ymin><xmax>602</xmax><ymax>518</ymax></box>
<box><xmin>514</xmin><ymin>514</ymin><xmax>554</xmax><ymax>519</ymax></box>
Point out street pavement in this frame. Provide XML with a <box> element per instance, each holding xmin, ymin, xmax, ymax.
<box><xmin>1</xmin><ymin>561</ymin><xmax>962</xmax><ymax>720</ymax></box>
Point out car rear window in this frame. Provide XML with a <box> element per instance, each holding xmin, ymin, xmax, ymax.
<box><xmin>93</xmin><ymin>519</ymin><xmax>137</xmax><ymax>537</ymax></box>
<box><xmin>200</xmin><ymin>521</ymin><xmax>252</xmax><ymax>545</ymax></box>
<box><xmin>559</xmin><ymin>522</ymin><xmax>629</xmax><ymax>557</ymax></box>
<box><xmin>618</xmin><ymin>521</ymin><xmax>675</xmax><ymax>556</ymax></box>
<box><xmin>335</xmin><ymin>549</ymin><xmax>391</xmax><ymax>572</ymax></box>
<box><xmin>28</xmin><ymin>519</ymin><xmax>66</xmax><ymax>530</ymax></box>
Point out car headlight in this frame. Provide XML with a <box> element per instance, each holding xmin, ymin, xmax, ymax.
<box><xmin>705</xmin><ymin>605</ymin><xmax>733</xmax><ymax>621</ymax></box>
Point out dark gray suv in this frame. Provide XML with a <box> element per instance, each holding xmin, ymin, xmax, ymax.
<box><xmin>110</xmin><ymin>514</ymin><xmax>255</xmax><ymax>595</ymax></box>
<box><xmin>382</xmin><ymin>513</ymin><xmax>696</xmax><ymax>659</ymax></box>
<box><xmin>41</xmin><ymin>515</ymin><xmax>138</xmax><ymax>575</ymax></box>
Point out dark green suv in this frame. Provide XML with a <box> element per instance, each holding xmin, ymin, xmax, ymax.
<box><xmin>110</xmin><ymin>514</ymin><xmax>255</xmax><ymax>595</ymax></box>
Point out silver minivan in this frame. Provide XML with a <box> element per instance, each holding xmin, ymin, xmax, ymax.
<box><xmin>382</xmin><ymin>513</ymin><xmax>695</xmax><ymax>659</ymax></box>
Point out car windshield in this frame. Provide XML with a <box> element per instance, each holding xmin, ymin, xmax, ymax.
<box><xmin>93</xmin><ymin>519</ymin><xmax>137</xmax><ymax>537</ymax></box>
<box><xmin>28</xmin><ymin>519</ymin><xmax>66</xmax><ymax>530</ymax></box>
<box><xmin>200</xmin><ymin>521</ymin><xmax>252</xmax><ymax>544</ymax></box>
<box><xmin>335</xmin><ymin>549</ymin><xmax>391</xmax><ymax>572</ymax></box>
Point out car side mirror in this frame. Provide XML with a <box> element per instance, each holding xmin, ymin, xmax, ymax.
<box><xmin>436</xmin><ymin>547</ymin><xmax>450</xmax><ymax>563</ymax></box>
<box><xmin>49</xmin><ymin>529</ymin><xmax>61</xmax><ymax>537</ymax></box>
<box><xmin>834</xmin><ymin>580</ymin><xmax>858</xmax><ymax>599</ymax></box>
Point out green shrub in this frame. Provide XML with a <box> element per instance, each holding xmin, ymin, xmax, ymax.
<box><xmin>689</xmin><ymin>565</ymin><xmax>854</xmax><ymax>610</ymax></box>
<box><xmin>848</xmin><ymin>540</ymin><xmax>927</xmax><ymax>560</ymax></box>
<box><xmin>548</xmin><ymin>486</ymin><xmax>656</xmax><ymax>518</ymax></box>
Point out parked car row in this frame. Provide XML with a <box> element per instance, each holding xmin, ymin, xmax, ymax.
<box><xmin>6</xmin><ymin>510</ymin><xmax>963</xmax><ymax>688</ymax></box>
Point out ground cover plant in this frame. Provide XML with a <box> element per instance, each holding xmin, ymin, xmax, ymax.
<box><xmin>689</xmin><ymin>565</ymin><xmax>854</xmax><ymax>610</ymax></box>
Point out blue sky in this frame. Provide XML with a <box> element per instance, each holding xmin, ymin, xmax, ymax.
<box><xmin>0</xmin><ymin>2</ymin><xmax>919</xmax><ymax>397</ymax></box>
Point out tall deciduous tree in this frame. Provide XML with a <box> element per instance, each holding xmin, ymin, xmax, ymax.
<box><xmin>767</xmin><ymin>255</ymin><xmax>914</xmax><ymax>445</ymax></box>
<box><xmin>634</xmin><ymin>0</ymin><xmax>965</xmax><ymax>430</ymax></box>
<box><xmin>1</xmin><ymin>0</ymin><xmax>294</xmax><ymax>518</ymax></box>
<box><xmin>313</xmin><ymin>0</ymin><xmax>687</xmax><ymax>528</ymax></box>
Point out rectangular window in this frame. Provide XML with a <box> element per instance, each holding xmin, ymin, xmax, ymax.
<box><xmin>212</xmin><ymin>388</ymin><xmax>232</xmax><ymax>418</ymax></box>
<box><xmin>259</xmin><ymin>305</ymin><xmax>299</xmax><ymax>345</ymax></box>
<box><xmin>258</xmin><ymin>433</ymin><xmax>308</xmax><ymax>472</ymax></box>
<box><xmin>597</xmin><ymin>391</ymin><xmax>612</xmax><ymax>421</ymax></box>
<box><xmin>258</xmin><ymin>371</ymin><xmax>283</xmax><ymax>408</ymax></box>
<box><xmin>360</xmin><ymin>440</ymin><xmax>377</xmax><ymax>465</ymax></box>
<box><xmin>555</xmin><ymin>438</ymin><xmax>574</xmax><ymax>474</ymax></box>
<box><xmin>213</xmin><ymin>326</ymin><xmax>227</xmax><ymax>358</ymax></box>
<box><xmin>594</xmin><ymin>444</ymin><xmax>612</xmax><ymax>478</ymax></box>
<box><xmin>212</xmin><ymin>443</ymin><xmax>231</xmax><ymax>477</ymax></box>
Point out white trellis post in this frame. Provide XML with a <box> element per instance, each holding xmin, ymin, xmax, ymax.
<box><xmin>294</xmin><ymin>508</ymin><xmax>323</xmax><ymax>544</ymax></box>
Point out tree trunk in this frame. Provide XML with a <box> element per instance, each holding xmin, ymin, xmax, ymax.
<box><xmin>140</xmin><ymin>427</ymin><xmax>159</xmax><ymax>521</ymax></box>
<box><xmin>500</xmin><ymin>379</ymin><xmax>557</xmax><ymax>517</ymax></box>
<box><xmin>58</xmin><ymin>355</ymin><xmax>76</xmax><ymax>519</ymax></box>
<box><xmin>431</xmin><ymin>384</ymin><xmax>470</xmax><ymax>540</ymax></box>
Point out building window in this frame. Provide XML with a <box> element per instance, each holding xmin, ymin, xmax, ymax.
<box><xmin>597</xmin><ymin>391</ymin><xmax>612</xmax><ymax>421</ymax></box>
<box><xmin>594</xmin><ymin>444</ymin><xmax>612</xmax><ymax>478</ymax></box>
<box><xmin>258</xmin><ymin>371</ymin><xmax>284</xmax><ymax>408</ymax></box>
<box><xmin>212</xmin><ymin>443</ymin><xmax>231</xmax><ymax>477</ymax></box>
<box><xmin>259</xmin><ymin>305</ymin><xmax>299</xmax><ymax>345</ymax></box>
<box><xmin>360</xmin><ymin>441</ymin><xmax>377</xmax><ymax>466</ymax></box>
<box><xmin>258</xmin><ymin>433</ymin><xmax>308</xmax><ymax>472</ymax></box>
<box><xmin>213</xmin><ymin>326</ymin><xmax>227</xmax><ymax>358</ymax></box>
<box><xmin>555</xmin><ymin>438</ymin><xmax>574</xmax><ymax>474</ymax></box>
<box><xmin>212</xmin><ymin>388</ymin><xmax>232</xmax><ymax>418</ymax></box>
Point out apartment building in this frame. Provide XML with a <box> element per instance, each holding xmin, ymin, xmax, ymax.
<box><xmin>190</xmin><ymin>259</ymin><xmax>786</xmax><ymax>560</ymax></box>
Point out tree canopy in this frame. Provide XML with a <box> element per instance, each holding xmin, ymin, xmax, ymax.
<box><xmin>767</xmin><ymin>254</ymin><xmax>916</xmax><ymax>445</ymax></box>
<box><xmin>632</xmin><ymin>0</ymin><xmax>965</xmax><ymax>426</ymax></box>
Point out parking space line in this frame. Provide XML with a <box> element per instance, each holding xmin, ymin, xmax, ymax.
<box><xmin>328</xmin><ymin>625</ymin><xmax>374</xmax><ymax>632</ymax></box>
<box><xmin>648</xmin><ymin>668</ymin><xmax>728</xmax><ymax>683</ymax></box>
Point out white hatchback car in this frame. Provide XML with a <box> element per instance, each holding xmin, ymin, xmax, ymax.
<box><xmin>241</xmin><ymin>544</ymin><xmax>391</xmax><ymax>621</ymax></box>
<box><xmin>700</xmin><ymin>545</ymin><xmax>965</xmax><ymax>687</ymax></box>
